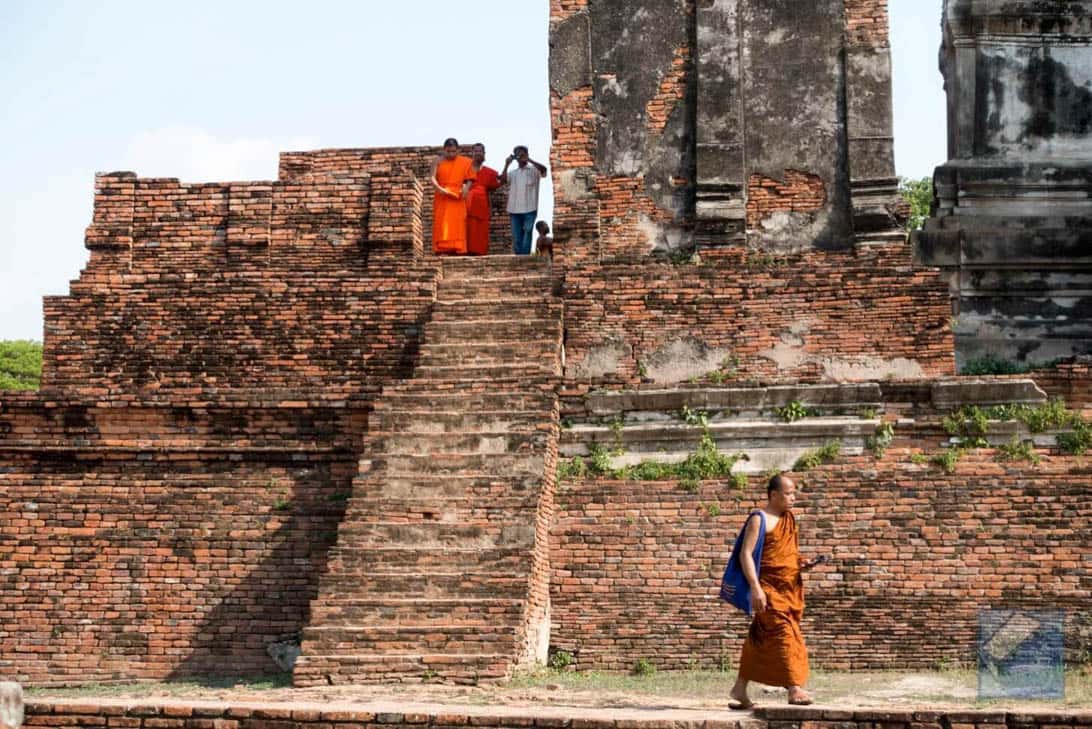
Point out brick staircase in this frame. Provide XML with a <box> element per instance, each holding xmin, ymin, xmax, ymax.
<box><xmin>294</xmin><ymin>256</ymin><xmax>563</xmax><ymax>685</ymax></box>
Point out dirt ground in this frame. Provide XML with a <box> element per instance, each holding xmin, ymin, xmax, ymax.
<box><xmin>27</xmin><ymin>668</ymin><xmax>1092</xmax><ymax>712</ymax></box>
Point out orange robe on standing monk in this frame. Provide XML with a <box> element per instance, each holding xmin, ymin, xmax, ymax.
<box><xmin>738</xmin><ymin>510</ymin><xmax>809</xmax><ymax>687</ymax></box>
<box><xmin>433</xmin><ymin>155</ymin><xmax>475</xmax><ymax>255</ymax></box>
<box><xmin>466</xmin><ymin>165</ymin><xmax>500</xmax><ymax>256</ymax></box>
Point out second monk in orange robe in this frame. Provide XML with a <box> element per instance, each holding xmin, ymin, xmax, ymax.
<box><xmin>730</xmin><ymin>474</ymin><xmax>817</xmax><ymax>708</ymax></box>
<box><xmin>431</xmin><ymin>138</ymin><xmax>475</xmax><ymax>255</ymax></box>
<box><xmin>466</xmin><ymin>143</ymin><xmax>501</xmax><ymax>256</ymax></box>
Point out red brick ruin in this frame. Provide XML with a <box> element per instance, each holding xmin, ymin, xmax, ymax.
<box><xmin>1</xmin><ymin>0</ymin><xmax>1090</xmax><ymax>687</ymax></box>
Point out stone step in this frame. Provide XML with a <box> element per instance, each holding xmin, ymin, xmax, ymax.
<box><xmin>349</xmin><ymin>474</ymin><xmax>542</xmax><ymax>500</ymax></box>
<box><xmin>417</xmin><ymin>342</ymin><xmax>559</xmax><ymax>368</ymax></box>
<box><xmin>308</xmin><ymin>597</ymin><xmax>525</xmax><ymax>626</ymax></box>
<box><xmin>413</xmin><ymin>362</ymin><xmax>560</xmax><ymax>381</ymax></box>
<box><xmin>367</xmin><ymin>452</ymin><xmax>545</xmax><ymax>477</ymax></box>
<box><xmin>422</xmin><ymin>318</ymin><xmax>560</xmax><ymax>343</ymax></box>
<box><xmin>580</xmin><ymin>384</ymin><xmax>884</xmax><ymax>419</ymax></box>
<box><xmin>293</xmin><ymin>652</ymin><xmax>511</xmax><ymax>686</ymax></box>
<box><xmin>340</xmin><ymin>495</ymin><xmax>539</xmax><ymax>522</ymax></box>
<box><xmin>442</xmin><ymin>256</ymin><xmax>551</xmax><ymax>278</ymax></box>
<box><xmin>378</xmin><ymin>383</ymin><xmax>557</xmax><ymax>404</ymax></box>
<box><xmin>367</xmin><ymin>430</ymin><xmax>549</xmax><ymax>456</ymax></box>
<box><xmin>333</xmin><ymin>521</ymin><xmax>536</xmax><ymax>549</ymax></box>
<box><xmin>371</xmin><ymin>409</ymin><xmax>545</xmax><ymax>433</ymax></box>
<box><xmin>561</xmin><ymin>417</ymin><xmax>880</xmax><ymax>449</ymax></box>
<box><xmin>315</xmin><ymin>570</ymin><xmax>530</xmax><ymax>599</ymax></box>
<box><xmin>438</xmin><ymin>277</ymin><xmax>555</xmax><ymax>299</ymax></box>
<box><xmin>300</xmin><ymin>624</ymin><xmax>517</xmax><ymax>656</ymax></box>
<box><xmin>326</xmin><ymin>545</ymin><xmax>531</xmax><ymax>571</ymax></box>
<box><xmin>430</xmin><ymin>300</ymin><xmax>562</xmax><ymax>322</ymax></box>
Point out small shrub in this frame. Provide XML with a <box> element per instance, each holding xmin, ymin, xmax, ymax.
<box><xmin>777</xmin><ymin>400</ymin><xmax>819</xmax><ymax>423</ymax></box>
<box><xmin>910</xmin><ymin>453</ymin><xmax>928</xmax><ymax>465</ymax></box>
<box><xmin>866</xmin><ymin>422</ymin><xmax>895</xmax><ymax>458</ymax></box>
<box><xmin>637</xmin><ymin>361</ymin><xmax>649</xmax><ymax>378</ymax></box>
<box><xmin>272</xmin><ymin>497</ymin><xmax>292</xmax><ymax>511</ymax></box>
<box><xmin>960</xmin><ymin>355</ymin><xmax>1030</xmax><ymax>376</ymax></box>
<box><xmin>327</xmin><ymin>492</ymin><xmax>350</xmax><ymax>503</ymax></box>
<box><xmin>996</xmin><ymin>437</ymin><xmax>1041</xmax><ymax>465</ymax></box>
<box><xmin>794</xmin><ymin>440</ymin><xmax>841</xmax><ymax>471</ymax></box>
<box><xmin>557</xmin><ymin>456</ymin><xmax>589</xmax><ymax>481</ymax></box>
<box><xmin>632</xmin><ymin>658</ymin><xmax>656</xmax><ymax>676</ymax></box>
<box><xmin>705</xmin><ymin>502</ymin><xmax>722</xmax><ymax>518</ymax></box>
<box><xmin>548</xmin><ymin>649</ymin><xmax>574</xmax><ymax>671</ymax></box>
<box><xmin>730</xmin><ymin>471</ymin><xmax>748</xmax><ymax>491</ymax></box>
<box><xmin>860</xmin><ymin>407</ymin><xmax>878</xmax><ymax>420</ymax></box>
<box><xmin>679</xmin><ymin>406</ymin><xmax>709</xmax><ymax>427</ymax></box>
<box><xmin>588</xmin><ymin>443</ymin><xmax>614</xmax><ymax>474</ymax></box>
<box><xmin>707</xmin><ymin>370</ymin><xmax>731</xmax><ymax>385</ymax></box>
<box><xmin>679</xmin><ymin>478</ymin><xmax>699</xmax><ymax>493</ymax></box>
<box><xmin>1057</xmin><ymin>420</ymin><xmax>1092</xmax><ymax>455</ymax></box>
<box><xmin>931</xmin><ymin>447</ymin><xmax>965</xmax><ymax>474</ymax></box>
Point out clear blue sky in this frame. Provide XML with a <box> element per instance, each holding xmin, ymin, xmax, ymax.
<box><xmin>0</xmin><ymin>0</ymin><xmax>944</xmax><ymax>342</ymax></box>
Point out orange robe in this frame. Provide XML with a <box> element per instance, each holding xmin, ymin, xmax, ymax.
<box><xmin>432</xmin><ymin>155</ymin><xmax>475</xmax><ymax>255</ymax></box>
<box><xmin>466</xmin><ymin>165</ymin><xmax>500</xmax><ymax>256</ymax></box>
<box><xmin>738</xmin><ymin>510</ymin><xmax>809</xmax><ymax>687</ymax></box>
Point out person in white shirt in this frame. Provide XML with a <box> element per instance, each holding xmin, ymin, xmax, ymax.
<box><xmin>500</xmin><ymin>145</ymin><xmax>548</xmax><ymax>255</ymax></box>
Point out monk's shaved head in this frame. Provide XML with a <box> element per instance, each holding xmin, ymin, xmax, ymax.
<box><xmin>767</xmin><ymin>473</ymin><xmax>794</xmax><ymax>496</ymax></box>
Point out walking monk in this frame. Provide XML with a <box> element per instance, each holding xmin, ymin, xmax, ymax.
<box><xmin>466</xmin><ymin>143</ymin><xmax>501</xmax><ymax>256</ymax></box>
<box><xmin>430</xmin><ymin>138</ymin><xmax>475</xmax><ymax>255</ymax></box>
<box><xmin>727</xmin><ymin>474</ymin><xmax>821</xmax><ymax>709</ymax></box>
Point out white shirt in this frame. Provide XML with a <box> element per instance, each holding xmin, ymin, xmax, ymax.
<box><xmin>506</xmin><ymin>164</ymin><xmax>543</xmax><ymax>214</ymax></box>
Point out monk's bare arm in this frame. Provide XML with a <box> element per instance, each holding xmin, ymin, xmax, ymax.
<box><xmin>740</xmin><ymin>514</ymin><xmax>767</xmax><ymax>611</ymax></box>
<box><xmin>430</xmin><ymin>157</ymin><xmax>456</xmax><ymax>198</ymax></box>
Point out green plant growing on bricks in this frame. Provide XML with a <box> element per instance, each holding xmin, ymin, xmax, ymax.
<box><xmin>548</xmin><ymin>650</ymin><xmax>574</xmax><ymax>671</ymax></box>
<box><xmin>794</xmin><ymin>440</ymin><xmax>841</xmax><ymax>471</ymax></box>
<box><xmin>777</xmin><ymin>400</ymin><xmax>819</xmax><ymax>423</ymax></box>
<box><xmin>866</xmin><ymin>422</ymin><xmax>896</xmax><ymax>458</ymax></box>
<box><xmin>632</xmin><ymin>658</ymin><xmax>656</xmax><ymax>676</ymax></box>
<box><xmin>931</xmin><ymin>446</ymin><xmax>965</xmax><ymax>474</ymax></box>
<box><xmin>996</xmin><ymin>437</ymin><xmax>1041</xmax><ymax>465</ymax></box>
<box><xmin>556</xmin><ymin>432</ymin><xmax>747</xmax><ymax>483</ymax></box>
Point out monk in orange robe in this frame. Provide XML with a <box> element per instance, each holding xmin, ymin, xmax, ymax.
<box><xmin>430</xmin><ymin>138</ymin><xmax>475</xmax><ymax>255</ymax></box>
<box><xmin>730</xmin><ymin>474</ymin><xmax>819</xmax><ymax>708</ymax></box>
<box><xmin>466</xmin><ymin>143</ymin><xmax>501</xmax><ymax>256</ymax></box>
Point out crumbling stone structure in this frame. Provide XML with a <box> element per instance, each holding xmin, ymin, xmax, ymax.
<box><xmin>915</xmin><ymin>0</ymin><xmax>1092</xmax><ymax>368</ymax></box>
<box><xmin>550</xmin><ymin>0</ymin><xmax>902</xmax><ymax>254</ymax></box>
<box><xmin>0</xmin><ymin>0</ymin><xmax>1090</xmax><ymax>688</ymax></box>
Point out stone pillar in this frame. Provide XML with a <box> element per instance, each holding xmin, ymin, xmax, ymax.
<box><xmin>694</xmin><ymin>0</ymin><xmax>747</xmax><ymax>248</ymax></box>
<box><xmin>914</xmin><ymin>0</ymin><xmax>1092</xmax><ymax>368</ymax></box>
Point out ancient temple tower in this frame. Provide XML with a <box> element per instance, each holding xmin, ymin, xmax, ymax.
<box><xmin>549</xmin><ymin>0</ymin><xmax>906</xmax><ymax>257</ymax></box>
<box><xmin>915</xmin><ymin>0</ymin><xmax>1092</xmax><ymax>367</ymax></box>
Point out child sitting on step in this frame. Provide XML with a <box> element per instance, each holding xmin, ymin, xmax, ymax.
<box><xmin>535</xmin><ymin>221</ymin><xmax>554</xmax><ymax>261</ymax></box>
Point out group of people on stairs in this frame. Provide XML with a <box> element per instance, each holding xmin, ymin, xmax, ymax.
<box><xmin>430</xmin><ymin>138</ymin><xmax>552</xmax><ymax>258</ymax></box>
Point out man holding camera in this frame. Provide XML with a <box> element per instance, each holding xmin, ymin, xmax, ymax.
<box><xmin>500</xmin><ymin>145</ymin><xmax>547</xmax><ymax>255</ymax></box>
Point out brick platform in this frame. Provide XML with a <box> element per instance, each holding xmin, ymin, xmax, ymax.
<box><xmin>22</xmin><ymin>699</ymin><xmax>1092</xmax><ymax>729</ymax></box>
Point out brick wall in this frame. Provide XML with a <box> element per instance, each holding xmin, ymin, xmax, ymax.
<box><xmin>550</xmin><ymin>448</ymin><xmax>1092</xmax><ymax>672</ymax></box>
<box><xmin>746</xmin><ymin>171</ymin><xmax>828</xmax><ymax>230</ymax></box>
<box><xmin>845</xmin><ymin>0</ymin><xmax>891</xmax><ymax>49</ymax></box>
<box><xmin>559</xmin><ymin>243</ymin><xmax>956</xmax><ymax>386</ymax></box>
<box><xmin>0</xmin><ymin>398</ymin><xmax>361</xmax><ymax>684</ymax></box>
